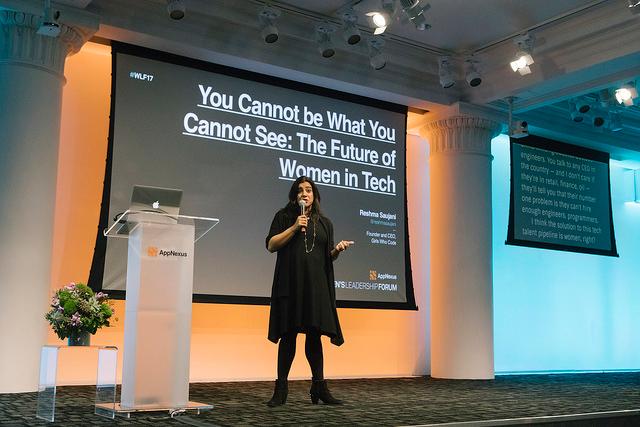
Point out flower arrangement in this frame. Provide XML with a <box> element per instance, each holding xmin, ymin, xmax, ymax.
<box><xmin>45</xmin><ymin>282</ymin><xmax>114</xmax><ymax>341</ymax></box>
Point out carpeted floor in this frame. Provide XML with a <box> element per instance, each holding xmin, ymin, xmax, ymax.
<box><xmin>1</xmin><ymin>373</ymin><xmax>640</xmax><ymax>426</ymax></box>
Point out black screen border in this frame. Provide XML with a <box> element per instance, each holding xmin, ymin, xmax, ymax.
<box><xmin>88</xmin><ymin>41</ymin><xmax>418</xmax><ymax>310</ymax></box>
<box><xmin>506</xmin><ymin>134</ymin><xmax>618</xmax><ymax>257</ymax></box>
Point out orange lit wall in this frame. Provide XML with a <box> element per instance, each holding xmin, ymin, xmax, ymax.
<box><xmin>50</xmin><ymin>42</ymin><xmax>430</xmax><ymax>384</ymax></box>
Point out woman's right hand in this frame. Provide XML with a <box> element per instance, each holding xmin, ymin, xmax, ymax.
<box><xmin>268</xmin><ymin>214</ymin><xmax>309</xmax><ymax>252</ymax></box>
<box><xmin>295</xmin><ymin>215</ymin><xmax>308</xmax><ymax>231</ymax></box>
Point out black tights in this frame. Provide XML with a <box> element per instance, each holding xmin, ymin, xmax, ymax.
<box><xmin>277</xmin><ymin>332</ymin><xmax>323</xmax><ymax>381</ymax></box>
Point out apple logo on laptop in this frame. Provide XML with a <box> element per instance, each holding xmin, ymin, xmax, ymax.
<box><xmin>152</xmin><ymin>201</ymin><xmax>160</xmax><ymax>209</ymax></box>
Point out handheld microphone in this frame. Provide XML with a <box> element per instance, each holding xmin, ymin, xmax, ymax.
<box><xmin>298</xmin><ymin>200</ymin><xmax>306</xmax><ymax>233</ymax></box>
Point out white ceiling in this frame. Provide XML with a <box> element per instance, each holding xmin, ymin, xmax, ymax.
<box><xmin>3</xmin><ymin>0</ymin><xmax>640</xmax><ymax>160</ymax></box>
<box><xmin>281</xmin><ymin>0</ymin><xmax>599</xmax><ymax>52</ymax></box>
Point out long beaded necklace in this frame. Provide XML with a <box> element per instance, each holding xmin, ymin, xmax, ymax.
<box><xmin>303</xmin><ymin>214</ymin><xmax>316</xmax><ymax>253</ymax></box>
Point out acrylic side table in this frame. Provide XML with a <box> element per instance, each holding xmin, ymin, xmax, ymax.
<box><xmin>36</xmin><ymin>345</ymin><xmax>118</xmax><ymax>422</ymax></box>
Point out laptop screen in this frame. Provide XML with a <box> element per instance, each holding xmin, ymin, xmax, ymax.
<box><xmin>129</xmin><ymin>185</ymin><xmax>183</xmax><ymax>217</ymax></box>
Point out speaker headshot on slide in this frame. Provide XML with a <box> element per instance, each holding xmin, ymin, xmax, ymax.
<box><xmin>265</xmin><ymin>176</ymin><xmax>354</xmax><ymax>407</ymax></box>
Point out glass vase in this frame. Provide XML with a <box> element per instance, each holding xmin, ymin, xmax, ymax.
<box><xmin>67</xmin><ymin>330</ymin><xmax>91</xmax><ymax>346</ymax></box>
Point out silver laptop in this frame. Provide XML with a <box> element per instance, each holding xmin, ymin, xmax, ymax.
<box><xmin>129</xmin><ymin>185</ymin><xmax>183</xmax><ymax>217</ymax></box>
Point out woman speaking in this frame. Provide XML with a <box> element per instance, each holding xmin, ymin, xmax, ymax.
<box><xmin>265</xmin><ymin>176</ymin><xmax>354</xmax><ymax>407</ymax></box>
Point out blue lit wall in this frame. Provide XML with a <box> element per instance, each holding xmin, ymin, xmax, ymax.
<box><xmin>491</xmin><ymin>134</ymin><xmax>640</xmax><ymax>373</ymax></box>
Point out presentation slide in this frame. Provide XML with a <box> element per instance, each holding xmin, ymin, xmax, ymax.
<box><xmin>89</xmin><ymin>43</ymin><xmax>416</xmax><ymax>309</ymax></box>
<box><xmin>507</xmin><ymin>135</ymin><xmax>618</xmax><ymax>256</ymax></box>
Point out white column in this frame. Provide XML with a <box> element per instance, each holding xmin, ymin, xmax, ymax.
<box><xmin>0</xmin><ymin>10</ymin><xmax>94</xmax><ymax>393</ymax></box>
<box><xmin>421</xmin><ymin>116</ymin><xmax>501</xmax><ymax>379</ymax></box>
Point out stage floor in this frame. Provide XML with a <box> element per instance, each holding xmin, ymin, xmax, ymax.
<box><xmin>1</xmin><ymin>373</ymin><xmax>639</xmax><ymax>426</ymax></box>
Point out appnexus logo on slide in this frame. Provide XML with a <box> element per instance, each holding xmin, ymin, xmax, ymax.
<box><xmin>146</xmin><ymin>246</ymin><xmax>188</xmax><ymax>258</ymax></box>
<box><xmin>369</xmin><ymin>270</ymin><xmax>397</xmax><ymax>281</ymax></box>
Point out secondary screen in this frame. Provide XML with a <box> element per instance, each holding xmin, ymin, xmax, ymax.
<box><xmin>507</xmin><ymin>135</ymin><xmax>617</xmax><ymax>257</ymax></box>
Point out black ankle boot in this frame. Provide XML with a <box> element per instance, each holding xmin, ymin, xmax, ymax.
<box><xmin>267</xmin><ymin>379</ymin><xmax>288</xmax><ymax>407</ymax></box>
<box><xmin>310</xmin><ymin>379</ymin><xmax>342</xmax><ymax>405</ymax></box>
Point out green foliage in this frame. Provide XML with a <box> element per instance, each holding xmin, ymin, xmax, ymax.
<box><xmin>45</xmin><ymin>282</ymin><xmax>115</xmax><ymax>340</ymax></box>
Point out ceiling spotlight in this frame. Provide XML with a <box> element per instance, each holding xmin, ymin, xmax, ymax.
<box><xmin>615</xmin><ymin>88</ymin><xmax>633</xmax><ymax>104</ymax></box>
<box><xmin>372</xmin><ymin>13</ymin><xmax>387</xmax><ymax>27</ymax></box>
<box><xmin>399</xmin><ymin>0</ymin><xmax>431</xmax><ymax>31</ymax></box>
<box><xmin>510</xmin><ymin>34</ymin><xmax>534</xmax><ymax>75</ymax></box>
<box><xmin>167</xmin><ymin>0</ymin><xmax>185</xmax><ymax>20</ymax></box>
<box><xmin>592</xmin><ymin>113</ymin><xmax>606</xmax><ymax>128</ymax></box>
<box><xmin>438</xmin><ymin>56</ymin><xmax>455</xmax><ymax>89</ymax></box>
<box><xmin>37</xmin><ymin>0</ymin><xmax>60</xmax><ymax>37</ymax></box>
<box><xmin>608</xmin><ymin>112</ymin><xmax>623</xmax><ymax>132</ymax></box>
<box><xmin>464</xmin><ymin>57</ymin><xmax>482</xmax><ymax>87</ymax></box>
<box><xmin>570</xmin><ymin>111</ymin><xmax>584</xmax><ymax>123</ymax></box>
<box><xmin>598</xmin><ymin>89</ymin><xmax>614</xmax><ymax>108</ymax></box>
<box><xmin>366</xmin><ymin>0</ymin><xmax>396</xmax><ymax>35</ymax></box>
<box><xmin>368</xmin><ymin>37</ymin><xmax>386</xmax><ymax>70</ymax></box>
<box><xmin>367</xmin><ymin>12</ymin><xmax>388</xmax><ymax>34</ymax></box>
<box><xmin>574</xmin><ymin>98</ymin><xmax>591</xmax><ymax>114</ymax></box>
<box><xmin>316</xmin><ymin>23</ymin><xmax>336</xmax><ymax>58</ymax></box>
<box><xmin>628</xmin><ymin>0</ymin><xmax>640</xmax><ymax>7</ymax></box>
<box><xmin>615</xmin><ymin>83</ymin><xmax>638</xmax><ymax>106</ymax></box>
<box><xmin>568</xmin><ymin>101</ymin><xmax>584</xmax><ymax>122</ymax></box>
<box><xmin>341</xmin><ymin>10</ymin><xmax>361</xmax><ymax>45</ymax></box>
<box><xmin>258</xmin><ymin>6</ymin><xmax>281</xmax><ymax>44</ymax></box>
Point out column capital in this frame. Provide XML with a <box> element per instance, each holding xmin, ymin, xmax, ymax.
<box><xmin>0</xmin><ymin>9</ymin><xmax>96</xmax><ymax>77</ymax></box>
<box><xmin>420</xmin><ymin>116</ymin><xmax>502</xmax><ymax>157</ymax></box>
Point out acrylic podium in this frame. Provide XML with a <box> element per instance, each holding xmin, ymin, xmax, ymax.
<box><xmin>101</xmin><ymin>210</ymin><xmax>219</xmax><ymax>417</ymax></box>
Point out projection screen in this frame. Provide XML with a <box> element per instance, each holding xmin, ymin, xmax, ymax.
<box><xmin>89</xmin><ymin>43</ymin><xmax>416</xmax><ymax>310</ymax></box>
<box><xmin>506</xmin><ymin>135</ymin><xmax>618</xmax><ymax>257</ymax></box>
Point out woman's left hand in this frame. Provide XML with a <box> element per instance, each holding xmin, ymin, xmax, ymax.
<box><xmin>336</xmin><ymin>240</ymin><xmax>355</xmax><ymax>252</ymax></box>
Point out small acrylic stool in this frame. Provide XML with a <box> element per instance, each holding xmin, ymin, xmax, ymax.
<box><xmin>36</xmin><ymin>345</ymin><xmax>118</xmax><ymax>422</ymax></box>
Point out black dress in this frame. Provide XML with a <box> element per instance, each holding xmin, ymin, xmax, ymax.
<box><xmin>266</xmin><ymin>206</ymin><xmax>344</xmax><ymax>346</ymax></box>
